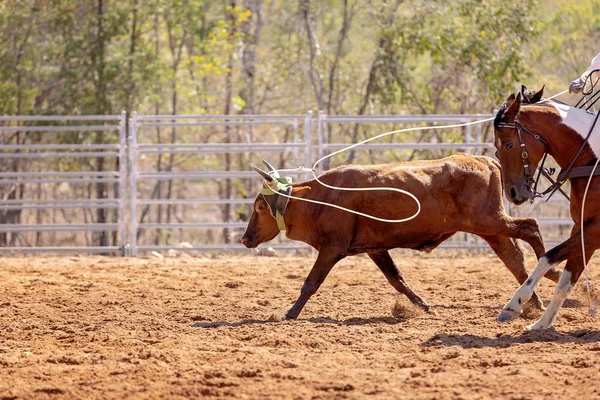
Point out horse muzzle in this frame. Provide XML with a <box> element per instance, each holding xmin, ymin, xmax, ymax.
<box><xmin>507</xmin><ymin>183</ymin><xmax>534</xmax><ymax>205</ymax></box>
<box><xmin>241</xmin><ymin>234</ymin><xmax>258</xmax><ymax>248</ymax></box>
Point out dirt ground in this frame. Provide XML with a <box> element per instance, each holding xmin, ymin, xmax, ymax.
<box><xmin>1</xmin><ymin>250</ymin><xmax>600</xmax><ymax>399</ymax></box>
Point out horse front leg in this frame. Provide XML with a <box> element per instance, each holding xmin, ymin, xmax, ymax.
<box><xmin>498</xmin><ymin>225</ymin><xmax>599</xmax><ymax>326</ymax></box>
<box><xmin>526</xmin><ymin>252</ymin><xmax>594</xmax><ymax>330</ymax></box>
<box><xmin>497</xmin><ymin>255</ymin><xmax>557</xmax><ymax>322</ymax></box>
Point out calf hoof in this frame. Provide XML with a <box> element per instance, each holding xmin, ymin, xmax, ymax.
<box><xmin>544</xmin><ymin>268</ymin><xmax>561</xmax><ymax>283</ymax></box>
<box><xmin>282</xmin><ymin>312</ymin><xmax>298</xmax><ymax>321</ymax></box>
<box><xmin>409</xmin><ymin>296</ymin><xmax>430</xmax><ymax>312</ymax></box>
<box><xmin>497</xmin><ymin>307</ymin><xmax>520</xmax><ymax>323</ymax></box>
<box><xmin>528</xmin><ymin>296</ymin><xmax>545</xmax><ymax>311</ymax></box>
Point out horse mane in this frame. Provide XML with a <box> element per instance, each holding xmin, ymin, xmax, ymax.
<box><xmin>494</xmin><ymin>103</ymin><xmax>509</xmax><ymax>128</ymax></box>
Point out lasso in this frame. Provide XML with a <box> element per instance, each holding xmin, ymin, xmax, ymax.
<box><xmin>260</xmin><ymin>89</ymin><xmax>571</xmax><ymax>223</ymax></box>
<box><xmin>261</xmin><ymin>116</ymin><xmax>494</xmax><ymax>223</ymax></box>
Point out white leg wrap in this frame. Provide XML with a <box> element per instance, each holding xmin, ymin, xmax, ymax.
<box><xmin>497</xmin><ymin>257</ymin><xmax>555</xmax><ymax>323</ymax></box>
<box><xmin>526</xmin><ymin>270</ymin><xmax>574</xmax><ymax>330</ymax></box>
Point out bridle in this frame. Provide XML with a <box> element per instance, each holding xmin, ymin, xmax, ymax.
<box><xmin>496</xmin><ymin>117</ymin><xmax>569</xmax><ymax>202</ymax></box>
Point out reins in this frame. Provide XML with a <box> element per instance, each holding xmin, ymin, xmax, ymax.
<box><xmin>575</xmin><ymin>69</ymin><xmax>600</xmax><ymax>112</ymax></box>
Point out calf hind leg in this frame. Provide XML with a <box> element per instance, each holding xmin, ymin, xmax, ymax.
<box><xmin>368</xmin><ymin>251</ymin><xmax>430</xmax><ymax>311</ymax></box>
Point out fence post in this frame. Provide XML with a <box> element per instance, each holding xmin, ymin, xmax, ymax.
<box><xmin>465</xmin><ymin>119</ymin><xmax>472</xmax><ymax>154</ymax></box>
<box><xmin>118</xmin><ymin>110</ymin><xmax>127</xmax><ymax>255</ymax></box>
<box><xmin>304</xmin><ymin>110</ymin><xmax>313</xmax><ymax>171</ymax></box>
<box><xmin>317</xmin><ymin>110</ymin><xmax>325</xmax><ymax>173</ymax></box>
<box><xmin>476</xmin><ymin>122</ymin><xmax>483</xmax><ymax>155</ymax></box>
<box><xmin>128</xmin><ymin>112</ymin><xmax>138</xmax><ymax>256</ymax></box>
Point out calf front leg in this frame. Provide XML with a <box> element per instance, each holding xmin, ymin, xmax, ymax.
<box><xmin>284</xmin><ymin>248</ymin><xmax>345</xmax><ymax>320</ymax></box>
<box><xmin>479</xmin><ymin>235</ymin><xmax>544</xmax><ymax>309</ymax></box>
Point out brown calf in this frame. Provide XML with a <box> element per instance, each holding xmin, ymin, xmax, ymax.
<box><xmin>242</xmin><ymin>154</ymin><xmax>560</xmax><ymax>320</ymax></box>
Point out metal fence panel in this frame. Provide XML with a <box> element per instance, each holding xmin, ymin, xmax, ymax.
<box><xmin>0</xmin><ymin>113</ymin><xmax>127</xmax><ymax>254</ymax></box>
<box><xmin>0</xmin><ymin>111</ymin><xmax>573</xmax><ymax>255</ymax></box>
<box><xmin>128</xmin><ymin>113</ymin><xmax>313</xmax><ymax>256</ymax></box>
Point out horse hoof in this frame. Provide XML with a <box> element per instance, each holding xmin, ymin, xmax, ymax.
<box><xmin>497</xmin><ymin>308</ymin><xmax>520</xmax><ymax>323</ymax></box>
<box><xmin>525</xmin><ymin>321</ymin><xmax>551</xmax><ymax>331</ymax></box>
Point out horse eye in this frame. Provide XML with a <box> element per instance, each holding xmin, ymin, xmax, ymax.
<box><xmin>256</xmin><ymin>204</ymin><xmax>264</xmax><ymax>211</ymax></box>
<box><xmin>505</xmin><ymin>143</ymin><xmax>514</xmax><ymax>150</ymax></box>
<box><xmin>494</xmin><ymin>151</ymin><xmax>499</xmax><ymax>158</ymax></box>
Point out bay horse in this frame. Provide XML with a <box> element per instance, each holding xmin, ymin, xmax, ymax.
<box><xmin>494</xmin><ymin>86</ymin><xmax>600</xmax><ymax>329</ymax></box>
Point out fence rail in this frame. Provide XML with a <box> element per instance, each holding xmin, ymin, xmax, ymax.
<box><xmin>0</xmin><ymin>111</ymin><xmax>574</xmax><ymax>255</ymax></box>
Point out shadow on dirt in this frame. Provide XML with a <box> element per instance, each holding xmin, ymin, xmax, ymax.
<box><xmin>192</xmin><ymin>319</ymin><xmax>277</xmax><ymax>328</ymax></box>
<box><xmin>307</xmin><ymin>316</ymin><xmax>403</xmax><ymax>325</ymax></box>
<box><xmin>421</xmin><ymin>329</ymin><xmax>600</xmax><ymax>349</ymax></box>
<box><xmin>193</xmin><ymin>316</ymin><xmax>403</xmax><ymax>328</ymax></box>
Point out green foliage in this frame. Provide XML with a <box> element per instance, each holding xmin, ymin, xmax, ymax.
<box><xmin>0</xmin><ymin>0</ymin><xmax>596</xmax><ymax>120</ymax></box>
<box><xmin>529</xmin><ymin>0</ymin><xmax>600</xmax><ymax>93</ymax></box>
<box><xmin>373</xmin><ymin>0</ymin><xmax>539</xmax><ymax>114</ymax></box>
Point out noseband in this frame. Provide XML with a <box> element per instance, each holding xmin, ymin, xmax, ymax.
<box><xmin>497</xmin><ymin>118</ymin><xmax>566</xmax><ymax>201</ymax></box>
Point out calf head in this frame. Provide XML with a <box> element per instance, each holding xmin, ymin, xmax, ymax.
<box><xmin>241</xmin><ymin>160</ymin><xmax>310</xmax><ymax>248</ymax></box>
<box><xmin>241</xmin><ymin>194</ymin><xmax>281</xmax><ymax>248</ymax></box>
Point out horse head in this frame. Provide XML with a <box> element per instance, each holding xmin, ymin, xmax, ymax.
<box><xmin>493</xmin><ymin>89</ymin><xmax>548</xmax><ymax>205</ymax></box>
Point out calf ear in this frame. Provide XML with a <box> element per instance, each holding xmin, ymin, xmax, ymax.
<box><xmin>291</xmin><ymin>186</ymin><xmax>311</xmax><ymax>198</ymax></box>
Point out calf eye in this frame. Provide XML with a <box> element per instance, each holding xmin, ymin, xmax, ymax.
<box><xmin>505</xmin><ymin>142</ymin><xmax>514</xmax><ymax>150</ymax></box>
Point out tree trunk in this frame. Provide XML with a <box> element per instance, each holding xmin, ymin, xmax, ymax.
<box><xmin>221</xmin><ymin>1</ymin><xmax>238</xmax><ymax>244</ymax></box>
<box><xmin>93</xmin><ymin>0</ymin><xmax>109</xmax><ymax>248</ymax></box>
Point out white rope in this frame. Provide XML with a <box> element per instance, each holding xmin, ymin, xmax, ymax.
<box><xmin>264</xmin><ymin>89</ymin><xmax>569</xmax><ymax>225</ymax></box>
<box><xmin>540</xmin><ymin>89</ymin><xmax>569</xmax><ymax>103</ymax></box>
<box><xmin>581</xmin><ymin>134</ymin><xmax>600</xmax><ymax>315</ymax></box>
<box><xmin>266</xmin><ymin>116</ymin><xmax>495</xmax><ymax>223</ymax></box>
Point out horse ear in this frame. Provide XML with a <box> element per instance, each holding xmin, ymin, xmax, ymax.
<box><xmin>530</xmin><ymin>85</ymin><xmax>545</xmax><ymax>103</ymax></box>
<box><xmin>520</xmin><ymin>85</ymin><xmax>528</xmax><ymax>98</ymax></box>
<box><xmin>505</xmin><ymin>93</ymin><xmax>516</xmax><ymax>103</ymax></box>
<box><xmin>506</xmin><ymin>92</ymin><xmax>521</xmax><ymax>116</ymax></box>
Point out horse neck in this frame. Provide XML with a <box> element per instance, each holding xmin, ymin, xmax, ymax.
<box><xmin>519</xmin><ymin>105</ymin><xmax>597</xmax><ymax>170</ymax></box>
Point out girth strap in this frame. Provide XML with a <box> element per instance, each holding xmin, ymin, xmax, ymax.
<box><xmin>558</xmin><ymin>165</ymin><xmax>600</xmax><ymax>181</ymax></box>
